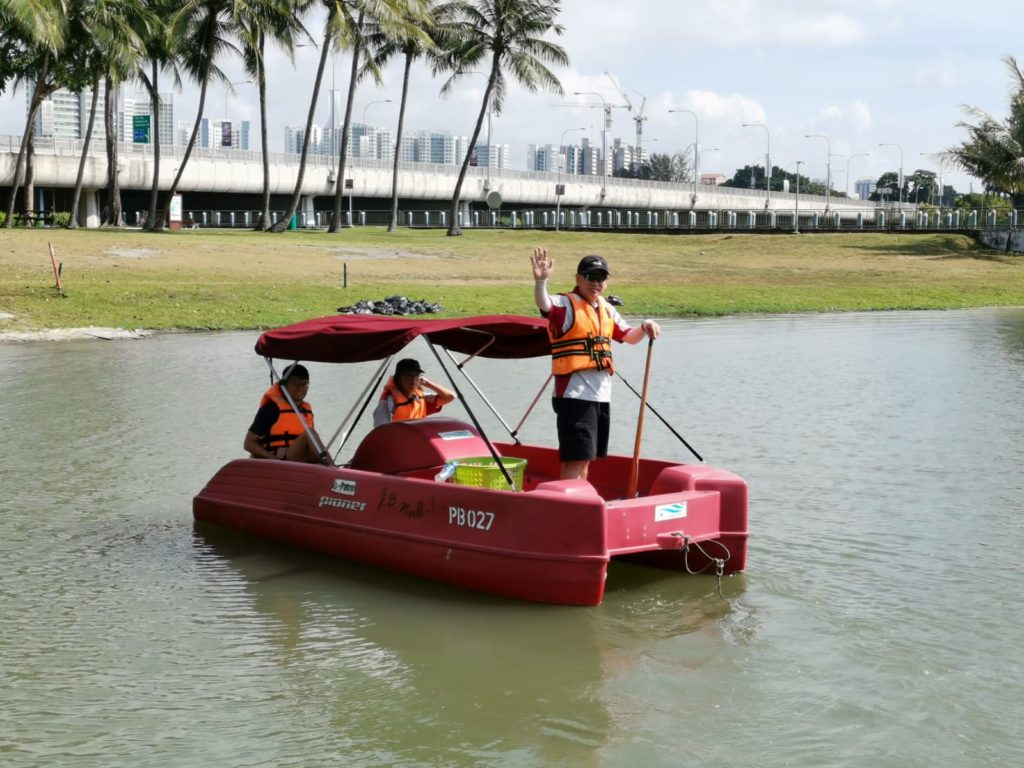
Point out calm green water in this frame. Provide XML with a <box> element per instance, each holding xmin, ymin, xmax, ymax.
<box><xmin>2</xmin><ymin>309</ymin><xmax>1023</xmax><ymax>767</ymax></box>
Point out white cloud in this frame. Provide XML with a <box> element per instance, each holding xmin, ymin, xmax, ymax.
<box><xmin>817</xmin><ymin>100</ymin><xmax>872</xmax><ymax>132</ymax></box>
<box><xmin>685</xmin><ymin>90</ymin><xmax>766</xmax><ymax>124</ymax></box>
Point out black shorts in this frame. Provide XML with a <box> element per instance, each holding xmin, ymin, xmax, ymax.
<box><xmin>552</xmin><ymin>398</ymin><xmax>610</xmax><ymax>462</ymax></box>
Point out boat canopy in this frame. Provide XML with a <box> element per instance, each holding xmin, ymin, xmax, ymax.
<box><xmin>255</xmin><ymin>314</ymin><xmax>551</xmax><ymax>363</ymax></box>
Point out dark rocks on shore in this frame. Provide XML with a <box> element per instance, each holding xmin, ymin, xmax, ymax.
<box><xmin>337</xmin><ymin>296</ymin><xmax>443</xmax><ymax>316</ymax></box>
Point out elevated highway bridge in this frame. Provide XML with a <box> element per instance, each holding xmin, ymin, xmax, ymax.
<box><xmin>2</xmin><ymin>134</ymin><xmax>881</xmax><ymax>230</ymax></box>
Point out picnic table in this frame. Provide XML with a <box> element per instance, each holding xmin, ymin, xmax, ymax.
<box><xmin>13</xmin><ymin>210</ymin><xmax>56</xmax><ymax>226</ymax></box>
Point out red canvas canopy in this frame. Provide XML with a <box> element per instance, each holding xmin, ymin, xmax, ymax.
<box><xmin>255</xmin><ymin>314</ymin><xmax>551</xmax><ymax>363</ymax></box>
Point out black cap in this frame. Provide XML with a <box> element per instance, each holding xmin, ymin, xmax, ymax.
<box><xmin>395</xmin><ymin>358</ymin><xmax>424</xmax><ymax>376</ymax></box>
<box><xmin>577</xmin><ymin>255</ymin><xmax>610</xmax><ymax>276</ymax></box>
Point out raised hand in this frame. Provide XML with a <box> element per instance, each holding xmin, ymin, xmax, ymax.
<box><xmin>531</xmin><ymin>246</ymin><xmax>553</xmax><ymax>281</ymax></box>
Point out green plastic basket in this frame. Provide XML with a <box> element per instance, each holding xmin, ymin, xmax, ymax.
<box><xmin>452</xmin><ymin>456</ymin><xmax>527</xmax><ymax>492</ymax></box>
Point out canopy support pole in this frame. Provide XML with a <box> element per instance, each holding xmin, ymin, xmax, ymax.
<box><xmin>441</xmin><ymin>347</ymin><xmax>519</xmax><ymax>443</ymax></box>
<box><xmin>511</xmin><ymin>374</ymin><xmax>552</xmax><ymax>441</ymax></box>
<box><xmin>265</xmin><ymin>359</ymin><xmax>328</xmax><ymax>462</ymax></box>
<box><xmin>326</xmin><ymin>356</ymin><xmax>392</xmax><ymax>459</ymax></box>
<box><xmin>428</xmin><ymin>342</ymin><xmax>515</xmax><ymax>489</ymax></box>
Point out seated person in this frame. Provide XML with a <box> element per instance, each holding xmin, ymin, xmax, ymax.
<box><xmin>373</xmin><ymin>358</ymin><xmax>455</xmax><ymax>427</ymax></box>
<box><xmin>244</xmin><ymin>363</ymin><xmax>329</xmax><ymax>463</ymax></box>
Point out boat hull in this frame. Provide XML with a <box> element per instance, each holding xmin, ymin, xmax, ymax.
<box><xmin>194</xmin><ymin>420</ymin><xmax>748</xmax><ymax>606</ymax></box>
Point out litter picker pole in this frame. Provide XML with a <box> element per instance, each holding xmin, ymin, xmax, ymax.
<box><xmin>625</xmin><ymin>338</ymin><xmax>654</xmax><ymax>498</ymax></box>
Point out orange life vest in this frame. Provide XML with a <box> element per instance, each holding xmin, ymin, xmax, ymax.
<box><xmin>259</xmin><ymin>383</ymin><xmax>314</xmax><ymax>450</ymax></box>
<box><xmin>548</xmin><ymin>292</ymin><xmax>616</xmax><ymax>376</ymax></box>
<box><xmin>380</xmin><ymin>379</ymin><xmax>430</xmax><ymax>422</ymax></box>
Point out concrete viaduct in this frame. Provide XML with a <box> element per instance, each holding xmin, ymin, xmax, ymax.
<box><xmin>2</xmin><ymin>134</ymin><xmax>875</xmax><ymax>229</ymax></box>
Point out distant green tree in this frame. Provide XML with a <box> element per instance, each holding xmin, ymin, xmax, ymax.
<box><xmin>613</xmin><ymin>151</ymin><xmax>690</xmax><ymax>182</ymax></box>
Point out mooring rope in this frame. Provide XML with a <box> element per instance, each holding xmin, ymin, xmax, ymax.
<box><xmin>668</xmin><ymin>532</ymin><xmax>733</xmax><ymax>599</ymax></box>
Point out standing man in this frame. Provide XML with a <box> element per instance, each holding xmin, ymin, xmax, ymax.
<box><xmin>531</xmin><ymin>247</ymin><xmax>660</xmax><ymax>480</ymax></box>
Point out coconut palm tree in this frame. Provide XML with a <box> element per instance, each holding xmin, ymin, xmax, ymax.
<box><xmin>362</xmin><ymin>0</ymin><xmax>443</xmax><ymax>231</ymax></box>
<box><xmin>949</xmin><ymin>55</ymin><xmax>1024</xmax><ymax>200</ymax></box>
<box><xmin>439</xmin><ymin>0</ymin><xmax>567</xmax><ymax>236</ymax></box>
<box><xmin>137</xmin><ymin>0</ymin><xmax>184</xmax><ymax>231</ymax></box>
<box><xmin>327</xmin><ymin>1</ymin><xmax>424</xmax><ymax>233</ymax></box>
<box><xmin>272</xmin><ymin>0</ymin><xmax>420</xmax><ymax>234</ymax></box>
<box><xmin>1</xmin><ymin>0</ymin><xmax>67</xmax><ymax>227</ymax></box>
<box><xmin>67</xmin><ymin>0</ymin><xmax>152</xmax><ymax>228</ymax></box>
<box><xmin>236</xmin><ymin>0</ymin><xmax>310</xmax><ymax>230</ymax></box>
<box><xmin>158</xmin><ymin>0</ymin><xmax>240</xmax><ymax>229</ymax></box>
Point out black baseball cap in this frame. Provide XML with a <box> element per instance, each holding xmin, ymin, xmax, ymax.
<box><xmin>577</xmin><ymin>255</ymin><xmax>610</xmax><ymax>276</ymax></box>
<box><xmin>395</xmin><ymin>358</ymin><xmax>424</xmax><ymax>376</ymax></box>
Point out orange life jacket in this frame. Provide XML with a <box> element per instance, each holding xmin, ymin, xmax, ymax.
<box><xmin>259</xmin><ymin>383</ymin><xmax>314</xmax><ymax>450</ymax></box>
<box><xmin>548</xmin><ymin>292</ymin><xmax>616</xmax><ymax>376</ymax></box>
<box><xmin>380</xmin><ymin>379</ymin><xmax>430</xmax><ymax>421</ymax></box>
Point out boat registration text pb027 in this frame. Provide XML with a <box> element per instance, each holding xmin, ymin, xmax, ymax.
<box><xmin>449</xmin><ymin>506</ymin><xmax>495</xmax><ymax>531</ymax></box>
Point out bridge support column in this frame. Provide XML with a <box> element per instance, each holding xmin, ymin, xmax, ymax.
<box><xmin>300</xmin><ymin>195</ymin><xmax>316</xmax><ymax>228</ymax></box>
<box><xmin>78</xmin><ymin>189</ymin><xmax>101</xmax><ymax>228</ymax></box>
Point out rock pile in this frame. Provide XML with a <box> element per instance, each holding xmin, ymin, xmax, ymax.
<box><xmin>337</xmin><ymin>296</ymin><xmax>443</xmax><ymax>316</ymax></box>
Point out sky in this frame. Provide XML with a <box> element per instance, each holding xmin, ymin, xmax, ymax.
<box><xmin>2</xmin><ymin>0</ymin><xmax>1022</xmax><ymax>195</ymax></box>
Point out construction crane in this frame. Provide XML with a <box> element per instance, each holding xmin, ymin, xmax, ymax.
<box><xmin>606</xmin><ymin>72</ymin><xmax>648</xmax><ymax>177</ymax></box>
<box><xmin>566</xmin><ymin>80</ymin><xmax>630</xmax><ymax>195</ymax></box>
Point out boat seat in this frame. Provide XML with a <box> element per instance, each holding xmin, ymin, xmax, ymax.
<box><xmin>350</xmin><ymin>417</ymin><xmax>498</xmax><ymax>475</ymax></box>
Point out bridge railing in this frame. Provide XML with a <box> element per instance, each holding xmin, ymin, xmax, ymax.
<box><xmin>160</xmin><ymin>206</ymin><xmax>1020</xmax><ymax>233</ymax></box>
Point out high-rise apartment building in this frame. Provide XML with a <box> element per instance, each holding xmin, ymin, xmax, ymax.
<box><xmin>118</xmin><ymin>91</ymin><xmax>174</xmax><ymax>145</ymax></box>
<box><xmin>31</xmin><ymin>85</ymin><xmax>107</xmax><ymax>140</ymax></box>
<box><xmin>854</xmin><ymin>177</ymin><xmax>876</xmax><ymax>201</ymax></box>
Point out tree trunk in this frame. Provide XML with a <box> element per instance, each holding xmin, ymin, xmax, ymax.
<box><xmin>329</xmin><ymin>12</ymin><xmax>364</xmax><ymax>234</ymax></box>
<box><xmin>24</xmin><ymin>128</ymin><xmax>35</xmax><ymax>216</ymax></box>
<box><xmin>4</xmin><ymin>51</ymin><xmax>50</xmax><ymax>227</ymax></box>
<box><xmin>68</xmin><ymin>72</ymin><xmax>102</xmax><ymax>228</ymax></box>
<box><xmin>160</xmin><ymin>76</ymin><xmax>209</xmax><ymax>229</ymax></box>
<box><xmin>271</xmin><ymin>28</ymin><xmax>331</xmax><ymax>233</ymax></box>
<box><xmin>256</xmin><ymin>30</ymin><xmax>271</xmax><ymax>231</ymax></box>
<box><xmin>388</xmin><ymin>50</ymin><xmax>413</xmax><ymax>232</ymax></box>
<box><xmin>103</xmin><ymin>77</ymin><xmax>123</xmax><ymax>226</ymax></box>
<box><xmin>447</xmin><ymin>59</ymin><xmax>497</xmax><ymax>236</ymax></box>
<box><xmin>145</xmin><ymin>60</ymin><xmax>161</xmax><ymax>231</ymax></box>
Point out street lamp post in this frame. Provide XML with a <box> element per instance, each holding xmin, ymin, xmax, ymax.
<box><xmin>555</xmin><ymin>126</ymin><xmax>586</xmax><ymax>232</ymax></box>
<box><xmin>742</xmin><ymin>122</ymin><xmax>771</xmax><ymax>207</ymax></box>
<box><xmin>360</xmin><ymin>99</ymin><xmax>392</xmax><ymax>156</ymax></box>
<box><xmin>669</xmin><ymin>109</ymin><xmax>699</xmax><ymax>200</ymax></box>
<box><xmin>574</xmin><ymin>91</ymin><xmax>612</xmax><ymax>195</ymax></box>
<box><xmin>804</xmin><ymin>133</ymin><xmax>831</xmax><ymax>211</ymax></box>
<box><xmin>846</xmin><ymin>153</ymin><xmax>869</xmax><ymax>198</ymax></box>
<box><xmin>879</xmin><ymin>142</ymin><xmax>904</xmax><ymax>206</ymax></box>
<box><xmin>787</xmin><ymin>161</ymin><xmax>804</xmax><ymax>233</ymax></box>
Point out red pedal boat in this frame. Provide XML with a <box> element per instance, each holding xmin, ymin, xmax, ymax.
<box><xmin>193</xmin><ymin>314</ymin><xmax>748</xmax><ymax>606</ymax></box>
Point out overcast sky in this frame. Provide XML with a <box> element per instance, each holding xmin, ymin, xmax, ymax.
<box><xmin>3</xmin><ymin>0</ymin><xmax>1022</xmax><ymax>193</ymax></box>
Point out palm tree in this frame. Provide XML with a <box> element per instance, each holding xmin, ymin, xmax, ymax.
<box><xmin>272</xmin><ymin>0</ymin><xmax>419</xmax><ymax>234</ymax></box>
<box><xmin>1</xmin><ymin>0</ymin><xmax>67</xmax><ymax>227</ymax></box>
<box><xmin>439</xmin><ymin>0</ymin><xmax>567</xmax><ymax>236</ymax></box>
<box><xmin>362</xmin><ymin>0</ymin><xmax>441</xmax><ymax>231</ymax></box>
<box><xmin>158</xmin><ymin>0</ymin><xmax>240</xmax><ymax>229</ymax></box>
<box><xmin>235</xmin><ymin>0</ymin><xmax>310</xmax><ymax>230</ymax></box>
<box><xmin>949</xmin><ymin>55</ymin><xmax>1024</xmax><ymax>201</ymax></box>
<box><xmin>327</xmin><ymin>1</ymin><xmax>423</xmax><ymax>233</ymax></box>
<box><xmin>67</xmin><ymin>0</ymin><xmax>151</xmax><ymax>228</ymax></box>
<box><xmin>137</xmin><ymin>0</ymin><xmax>184</xmax><ymax>231</ymax></box>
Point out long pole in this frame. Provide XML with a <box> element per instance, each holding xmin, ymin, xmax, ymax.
<box><xmin>670</xmin><ymin>109</ymin><xmax>699</xmax><ymax>198</ymax></box>
<box><xmin>846</xmin><ymin>153</ymin><xmax>868</xmax><ymax>198</ymax></box>
<box><xmin>626</xmin><ymin>338</ymin><xmax>655</xmax><ymax>499</ymax></box>
<box><xmin>805</xmin><ymin>133</ymin><xmax>830</xmax><ymax>210</ymax></box>
<box><xmin>743</xmin><ymin>122</ymin><xmax>770</xmax><ymax>207</ymax></box>
<box><xmin>879</xmin><ymin>142</ymin><xmax>904</xmax><ymax>206</ymax></box>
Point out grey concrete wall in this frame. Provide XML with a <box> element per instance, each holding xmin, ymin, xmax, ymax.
<box><xmin>977</xmin><ymin>230</ymin><xmax>1024</xmax><ymax>253</ymax></box>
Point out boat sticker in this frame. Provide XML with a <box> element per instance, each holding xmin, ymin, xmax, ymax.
<box><xmin>449</xmin><ymin>506</ymin><xmax>495</xmax><ymax>531</ymax></box>
<box><xmin>331</xmin><ymin>478</ymin><xmax>357</xmax><ymax>496</ymax></box>
<box><xmin>655</xmin><ymin>501</ymin><xmax>688</xmax><ymax>521</ymax></box>
<box><xmin>438</xmin><ymin>430</ymin><xmax>475</xmax><ymax>440</ymax></box>
<box><xmin>318</xmin><ymin>496</ymin><xmax>367</xmax><ymax>511</ymax></box>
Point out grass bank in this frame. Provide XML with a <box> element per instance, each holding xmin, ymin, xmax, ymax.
<box><xmin>1</xmin><ymin>227</ymin><xmax>1022</xmax><ymax>331</ymax></box>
